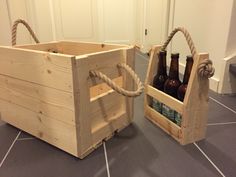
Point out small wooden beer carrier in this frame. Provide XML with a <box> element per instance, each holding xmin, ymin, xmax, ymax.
<box><xmin>0</xmin><ymin>19</ymin><xmax>143</xmax><ymax>158</ymax></box>
<box><xmin>144</xmin><ymin>28</ymin><xmax>214</xmax><ymax>145</ymax></box>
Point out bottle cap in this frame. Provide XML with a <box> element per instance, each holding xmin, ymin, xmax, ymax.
<box><xmin>186</xmin><ymin>55</ymin><xmax>193</xmax><ymax>61</ymax></box>
<box><xmin>159</xmin><ymin>50</ymin><xmax>167</xmax><ymax>56</ymax></box>
<box><xmin>171</xmin><ymin>53</ymin><xmax>179</xmax><ymax>58</ymax></box>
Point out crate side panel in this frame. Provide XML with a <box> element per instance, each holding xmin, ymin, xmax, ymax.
<box><xmin>0</xmin><ymin>99</ymin><xmax>78</xmax><ymax>156</ymax></box>
<box><xmin>73</xmin><ymin>58</ymin><xmax>93</xmax><ymax>156</ymax></box>
<box><xmin>122</xmin><ymin>48</ymin><xmax>135</xmax><ymax>122</ymax></box>
<box><xmin>0</xmin><ymin>75</ymin><xmax>75</xmax><ymax>125</ymax></box>
<box><xmin>90</xmin><ymin>91</ymin><xmax>124</xmax><ymax>132</ymax></box>
<box><xmin>0</xmin><ymin>47</ymin><xmax>73</xmax><ymax>92</ymax></box>
<box><xmin>181</xmin><ymin>53</ymin><xmax>210</xmax><ymax>144</ymax></box>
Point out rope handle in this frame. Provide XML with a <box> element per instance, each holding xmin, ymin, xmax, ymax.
<box><xmin>90</xmin><ymin>63</ymin><xmax>144</xmax><ymax>97</ymax></box>
<box><xmin>12</xmin><ymin>19</ymin><xmax>40</xmax><ymax>46</ymax></box>
<box><xmin>160</xmin><ymin>27</ymin><xmax>215</xmax><ymax>78</ymax></box>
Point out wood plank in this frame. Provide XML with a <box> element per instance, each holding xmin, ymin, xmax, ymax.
<box><xmin>84</xmin><ymin>49</ymin><xmax>125</xmax><ymax>86</ymax></box>
<box><xmin>92</xmin><ymin>112</ymin><xmax>128</xmax><ymax>145</ymax></box>
<box><xmin>0</xmin><ymin>75</ymin><xmax>75</xmax><ymax>125</ymax></box>
<box><xmin>0</xmin><ymin>46</ymin><xmax>74</xmax><ymax>92</ymax></box>
<box><xmin>57</xmin><ymin>41</ymin><xmax>127</xmax><ymax>55</ymax></box>
<box><xmin>121</xmin><ymin>47</ymin><xmax>135</xmax><ymax>122</ymax></box>
<box><xmin>90</xmin><ymin>76</ymin><xmax>122</xmax><ymax>99</ymax></box>
<box><xmin>0</xmin><ymin>99</ymin><xmax>78</xmax><ymax>156</ymax></box>
<box><xmin>144</xmin><ymin>105</ymin><xmax>182</xmax><ymax>142</ymax></box>
<box><xmin>144</xmin><ymin>45</ymin><xmax>162</xmax><ymax>86</ymax></box>
<box><xmin>90</xmin><ymin>91</ymin><xmax>124</xmax><ymax>131</ymax></box>
<box><xmin>72</xmin><ymin>57</ymin><xmax>92</xmax><ymax>155</ymax></box>
<box><xmin>181</xmin><ymin>53</ymin><xmax>209</xmax><ymax>144</ymax></box>
<box><xmin>144</xmin><ymin>45</ymin><xmax>162</xmax><ymax>108</ymax></box>
<box><xmin>146</xmin><ymin>85</ymin><xmax>184</xmax><ymax>114</ymax></box>
<box><xmin>16</xmin><ymin>42</ymin><xmax>62</xmax><ymax>53</ymax></box>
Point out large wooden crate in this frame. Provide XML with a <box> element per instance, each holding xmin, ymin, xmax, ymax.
<box><xmin>0</xmin><ymin>41</ymin><xmax>141</xmax><ymax>158</ymax></box>
<box><xmin>144</xmin><ymin>28</ymin><xmax>214</xmax><ymax>145</ymax></box>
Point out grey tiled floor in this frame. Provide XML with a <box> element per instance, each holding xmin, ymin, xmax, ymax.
<box><xmin>0</xmin><ymin>52</ymin><xmax>236</xmax><ymax>177</ymax></box>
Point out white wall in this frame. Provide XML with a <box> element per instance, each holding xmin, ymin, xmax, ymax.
<box><xmin>169</xmin><ymin>0</ymin><xmax>234</xmax><ymax>92</ymax></box>
<box><xmin>0</xmin><ymin>0</ymin><xmax>11</xmax><ymax>45</ymax></box>
<box><xmin>225</xmin><ymin>0</ymin><xmax>236</xmax><ymax>57</ymax></box>
<box><xmin>1</xmin><ymin>0</ymin><xmax>234</xmax><ymax>93</ymax></box>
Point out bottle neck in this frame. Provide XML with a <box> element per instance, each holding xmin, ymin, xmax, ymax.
<box><xmin>157</xmin><ymin>54</ymin><xmax>167</xmax><ymax>76</ymax></box>
<box><xmin>183</xmin><ymin>59</ymin><xmax>193</xmax><ymax>84</ymax></box>
<box><xmin>169</xmin><ymin>57</ymin><xmax>179</xmax><ymax>80</ymax></box>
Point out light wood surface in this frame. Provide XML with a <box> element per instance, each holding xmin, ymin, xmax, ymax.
<box><xmin>0</xmin><ymin>99</ymin><xmax>78</xmax><ymax>156</ymax></box>
<box><xmin>0</xmin><ymin>74</ymin><xmax>75</xmax><ymax>125</ymax></box>
<box><xmin>0</xmin><ymin>41</ymin><xmax>136</xmax><ymax>158</ymax></box>
<box><xmin>0</xmin><ymin>46</ymin><xmax>74</xmax><ymax>92</ymax></box>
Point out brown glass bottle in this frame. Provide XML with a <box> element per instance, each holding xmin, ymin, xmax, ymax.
<box><xmin>153</xmin><ymin>50</ymin><xmax>168</xmax><ymax>91</ymax></box>
<box><xmin>177</xmin><ymin>55</ymin><xmax>193</xmax><ymax>101</ymax></box>
<box><xmin>152</xmin><ymin>50</ymin><xmax>168</xmax><ymax>113</ymax></box>
<box><xmin>164</xmin><ymin>53</ymin><xmax>181</xmax><ymax>99</ymax></box>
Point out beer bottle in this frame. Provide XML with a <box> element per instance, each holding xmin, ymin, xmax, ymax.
<box><xmin>153</xmin><ymin>50</ymin><xmax>168</xmax><ymax>90</ymax></box>
<box><xmin>152</xmin><ymin>50</ymin><xmax>168</xmax><ymax>113</ymax></box>
<box><xmin>175</xmin><ymin>55</ymin><xmax>193</xmax><ymax>126</ymax></box>
<box><xmin>164</xmin><ymin>53</ymin><xmax>181</xmax><ymax>98</ymax></box>
<box><xmin>163</xmin><ymin>53</ymin><xmax>181</xmax><ymax>122</ymax></box>
<box><xmin>177</xmin><ymin>55</ymin><xmax>193</xmax><ymax>101</ymax></box>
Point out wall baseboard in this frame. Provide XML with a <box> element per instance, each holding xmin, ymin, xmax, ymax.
<box><xmin>218</xmin><ymin>54</ymin><xmax>236</xmax><ymax>94</ymax></box>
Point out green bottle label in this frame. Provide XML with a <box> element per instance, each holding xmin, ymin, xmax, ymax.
<box><xmin>152</xmin><ymin>99</ymin><xmax>162</xmax><ymax>113</ymax></box>
<box><xmin>175</xmin><ymin>112</ymin><xmax>182</xmax><ymax>126</ymax></box>
<box><xmin>162</xmin><ymin>104</ymin><xmax>175</xmax><ymax>122</ymax></box>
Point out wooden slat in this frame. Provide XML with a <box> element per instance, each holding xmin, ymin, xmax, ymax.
<box><xmin>73</xmin><ymin>57</ymin><xmax>93</xmax><ymax>155</ymax></box>
<box><xmin>0</xmin><ymin>46</ymin><xmax>74</xmax><ymax>92</ymax></box>
<box><xmin>0</xmin><ymin>99</ymin><xmax>78</xmax><ymax>156</ymax></box>
<box><xmin>181</xmin><ymin>53</ymin><xmax>209</xmax><ymax>144</ymax></box>
<box><xmin>90</xmin><ymin>76</ymin><xmax>122</xmax><ymax>100</ymax></box>
<box><xmin>144</xmin><ymin>45</ymin><xmax>162</xmax><ymax>86</ymax></box>
<box><xmin>57</xmin><ymin>41</ymin><xmax>127</xmax><ymax>55</ymax></box>
<box><xmin>121</xmin><ymin>47</ymin><xmax>135</xmax><ymax>122</ymax></box>
<box><xmin>92</xmin><ymin>111</ymin><xmax>128</xmax><ymax>145</ymax></box>
<box><xmin>0</xmin><ymin>74</ymin><xmax>75</xmax><ymax>125</ymax></box>
<box><xmin>90</xmin><ymin>91</ymin><xmax>124</xmax><ymax>131</ymax></box>
<box><xmin>16</xmin><ymin>42</ymin><xmax>61</xmax><ymax>53</ymax></box>
<box><xmin>146</xmin><ymin>85</ymin><xmax>184</xmax><ymax>114</ymax></box>
<box><xmin>84</xmin><ymin>49</ymin><xmax>125</xmax><ymax>87</ymax></box>
<box><xmin>144</xmin><ymin>45</ymin><xmax>162</xmax><ymax>108</ymax></box>
<box><xmin>144</xmin><ymin>105</ymin><xmax>182</xmax><ymax>142</ymax></box>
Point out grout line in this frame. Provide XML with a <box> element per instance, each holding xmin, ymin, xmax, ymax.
<box><xmin>194</xmin><ymin>143</ymin><xmax>226</xmax><ymax>177</ymax></box>
<box><xmin>208</xmin><ymin>122</ymin><xmax>236</xmax><ymax>126</ymax></box>
<box><xmin>209</xmin><ymin>97</ymin><xmax>236</xmax><ymax>114</ymax></box>
<box><xmin>103</xmin><ymin>142</ymin><xmax>111</xmax><ymax>177</ymax></box>
<box><xmin>0</xmin><ymin>131</ymin><xmax>21</xmax><ymax>168</ymax></box>
<box><xmin>17</xmin><ymin>137</ymin><xmax>35</xmax><ymax>141</ymax></box>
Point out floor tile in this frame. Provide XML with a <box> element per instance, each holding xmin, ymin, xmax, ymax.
<box><xmin>18</xmin><ymin>131</ymin><xmax>35</xmax><ymax>139</ymax></box>
<box><xmin>0</xmin><ymin>119</ymin><xmax>5</xmax><ymax>126</ymax></box>
<box><xmin>0</xmin><ymin>139</ymin><xmax>107</xmax><ymax>177</ymax></box>
<box><xmin>208</xmin><ymin>99</ymin><xmax>236</xmax><ymax>124</ymax></box>
<box><xmin>135</xmin><ymin>54</ymin><xmax>148</xmax><ymax>82</ymax></box>
<box><xmin>105</xmin><ymin>92</ymin><xmax>221</xmax><ymax>177</ymax></box>
<box><xmin>0</xmin><ymin>124</ymin><xmax>19</xmax><ymax>163</ymax></box>
<box><xmin>106</xmin><ymin>123</ymin><xmax>221</xmax><ymax>177</ymax></box>
<box><xmin>197</xmin><ymin>124</ymin><xmax>236</xmax><ymax>177</ymax></box>
<box><xmin>209</xmin><ymin>91</ymin><xmax>236</xmax><ymax>111</ymax></box>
